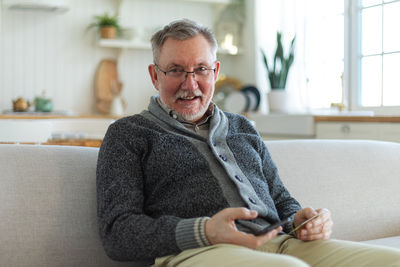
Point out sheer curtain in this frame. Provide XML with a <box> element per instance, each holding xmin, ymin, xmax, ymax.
<box><xmin>255</xmin><ymin>0</ymin><xmax>344</xmax><ymax>113</ymax></box>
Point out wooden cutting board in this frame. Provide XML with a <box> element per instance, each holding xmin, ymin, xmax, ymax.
<box><xmin>95</xmin><ymin>59</ymin><xmax>119</xmax><ymax>114</ymax></box>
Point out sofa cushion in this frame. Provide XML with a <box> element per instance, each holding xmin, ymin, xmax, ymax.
<box><xmin>0</xmin><ymin>144</ymin><xmax>141</xmax><ymax>267</ymax></box>
<box><xmin>266</xmin><ymin>140</ymin><xmax>400</xmax><ymax>242</ymax></box>
<box><xmin>361</xmin><ymin>236</ymin><xmax>400</xmax><ymax>250</ymax></box>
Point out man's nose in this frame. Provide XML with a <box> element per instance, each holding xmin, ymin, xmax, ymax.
<box><xmin>182</xmin><ymin>72</ymin><xmax>199</xmax><ymax>89</ymax></box>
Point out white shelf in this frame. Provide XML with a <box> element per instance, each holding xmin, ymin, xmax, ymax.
<box><xmin>217</xmin><ymin>47</ymin><xmax>243</xmax><ymax>55</ymax></box>
<box><xmin>102</xmin><ymin>0</ymin><xmax>239</xmax><ymax>53</ymax></box>
<box><xmin>142</xmin><ymin>0</ymin><xmax>232</xmax><ymax>3</ymax></box>
<box><xmin>180</xmin><ymin>0</ymin><xmax>231</xmax><ymax>3</ymax></box>
<box><xmin>98</xmin><ymin>38</ymin><xmax>242</xmax><ymax>55</ymax></box>
<box><xmin>98</xmin><ymin>38</ymin><xmax>151</xmax><ymax>50</ymax></box>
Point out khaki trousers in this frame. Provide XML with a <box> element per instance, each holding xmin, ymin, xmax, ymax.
<box><xmin>153</xmin><ymin>235</ymin><xmax>400</xmax><ymax>267</ymax></box>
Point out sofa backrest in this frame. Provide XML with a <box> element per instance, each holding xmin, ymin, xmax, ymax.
<box><xmin>1</xmin><ymin>140</ymin><xmax>399</xmax><ymax>266</ymax></box>
<box><xmin>0</xmin><ymin>144</ymin><xmax>143</xmax><ymax>267</ymax></box>
<box><xmin>266</xmin><ymin>139</ymin><xmax>400</xmax><ymax>241</ymax></box>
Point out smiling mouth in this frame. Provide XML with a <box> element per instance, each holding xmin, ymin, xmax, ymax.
<box><xmin>179</xmin><ymin>96</ymin><xmax>200</xmax><ymax>101</ymax></box>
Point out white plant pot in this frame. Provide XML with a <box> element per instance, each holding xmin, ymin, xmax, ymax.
<box><xmin>110</xmin><ymin>95</ymin><xmax>125</xmax><ymax>116</ymax></box>
<box><xmin>268</xmin><ymin>89</ymin><xmax>289</xmax><ymax>113</ymax></box>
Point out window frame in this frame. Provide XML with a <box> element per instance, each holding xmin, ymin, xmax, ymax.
<box><xmin>347</xmin><ymin>0</ymin><xmax>400</xmax><ymax>114</ymax></box>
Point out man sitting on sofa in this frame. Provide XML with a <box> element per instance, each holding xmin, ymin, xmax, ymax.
<box><xmin>96</xmin><ymin>19</ymin><xmax>400</xmax><ymax>267</ymax></box>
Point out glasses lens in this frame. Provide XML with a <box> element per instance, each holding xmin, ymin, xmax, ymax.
<box><xmin>195</xmin><ymin>69</ymin><xmax>211</xmax><ymax>76</ymax></box>
<box><xmin>162</xmin><ymin>67</ymin><xmax>215</xmax><ymax>81</ymax></box>
<box><xmin>168</xmin><ymin>70</ymin><xmax>185</xmax><ymax>78</ymax></box>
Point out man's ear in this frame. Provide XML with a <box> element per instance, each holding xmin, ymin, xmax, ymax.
<box><xmin>213</xmin><ymin>61</ymin><xmax>221</xmax><ymax>82</ymax></box>
<box><xmin>148</xmin><ymin>64</ymin><xmax>160</xmax><ymax>91</ymax></box>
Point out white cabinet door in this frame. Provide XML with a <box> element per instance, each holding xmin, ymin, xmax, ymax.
<box><xmin>316</xmin><ymin>122</ymin><xmax>378</xmax><ymax>140</ymax></box>
<box><xmin>0</xmin><ymin>120</ymin><xmax>53</xmax><ymax>142</ymax></box>
<box><xmin>0</xmin><ymin>118</ymin><xmax>115</xmax><ymax>143</ymax></box>
<box><xmin>377</xmin><ymin>124</ymin><xmax>400</xmax><ymax>142</ymax></box>
<box><xmin>316</xmin><ymin>122</ymin><xmax>400</xmax><ymax>142</ymax></box>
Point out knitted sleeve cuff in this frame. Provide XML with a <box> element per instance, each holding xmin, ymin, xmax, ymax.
<box><xmin>175</xmin><ymin>217</ymin><xmax>211</xmax><ymax>251</ymax></box>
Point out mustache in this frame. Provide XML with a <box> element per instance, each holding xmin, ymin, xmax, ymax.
<box><xmin>175</xmin><ymin>89</ymin><xmax>203</xmax><ymax>99</ymax></box>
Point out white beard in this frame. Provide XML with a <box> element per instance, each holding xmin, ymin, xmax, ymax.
<box><xmin>178</xmin><ymin>102</ymin><xmax>209</xmax><ymax>122</ymax></box>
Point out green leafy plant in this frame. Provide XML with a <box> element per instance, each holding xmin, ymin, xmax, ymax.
<box><xmin>87</xmin><ymin>12</ymin><xmax>121</xmax><ymax>32</ymax></box>
<box><xmin>261</xmin><ymin>32</ymin><xmax>295</xmax><ymax>90</ymax></box>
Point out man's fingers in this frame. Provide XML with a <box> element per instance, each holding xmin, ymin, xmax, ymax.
<box><xmin>255</xmin><ymin>227</ymin><xmax>281</xmax><ymax>246</ymax></box>
<box><xmin>299</xmin><ymin>229</ymin><xmax>332</xmax><ymax>241</ymax></box>
<box><xmin>304</xmin><ymin>208</ymin><xmax>331</xmax><ymax>228</ymax></box>
<box><xmin>207</xmin><ymin>208</ymin><xmax>283</xmax><ymax>248</ymax></box>
<box><xmin>303</xmin><ymin>207</ymin><xmax>318</xmax><ymax>218</ymax></box>
<box><xmin>316</xmin><ymin>208</ymin><xmax>331</xmax><ymax>221</ymax></box>
<box><xmin>299</xmin><ymin>219</ymin><xmax>333</xmax><ymax>240</ymax></box>
<box><xmin>230</xmin><ymin>227</ymin><xmax>281</xmax><ymax>249</ymax></box>
<box><xmin>294</xmin><ymin>207</ymin><xmax>333</xmax><ymax>241</ymax></box>
<box><xmin>224</xmin><ymin>208</ymin><xmax>258</xmax><ymax>221</ymax></box>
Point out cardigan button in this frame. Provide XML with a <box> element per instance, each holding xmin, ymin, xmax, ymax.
<box><xmin>219</xmin><ymin>155</ymin><xmax>227</xmax><ymax>161</ymax></box>
<box><xmin>235</xmin><ymin>175</ymin><xmax>243</xmax><ymax>182</ymax></box>
<box><xmin>249</xmin><ymin>197</ymin><xmax>256</xmax><ymax>204</ymax></box>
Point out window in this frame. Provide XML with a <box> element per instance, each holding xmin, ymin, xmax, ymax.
<box><xmin>353</xmin><ymin>0</ymin><xmax>400</xmax><ymax>110</ymax></box>
<box><xmin>302</xmin><ymin>1</ymin><xmax>344</xmax><ymax>110</ymax></box>
<box><xmin>256</xmin><ymin>0</ymin><xmax>345</xmax><ymax>111</ymax></box>
<box><xmin>257</xmin><ymin>0</ymin><xmax>400</xmax><ymax>113</ymax></box>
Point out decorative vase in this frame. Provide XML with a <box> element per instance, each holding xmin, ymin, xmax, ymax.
<box><xmin>268</xmin><ymin>89</ymin><xmax>289</xmax><ymax>113</ymax></box>
<box><xmin>34</xmin><ymin>97</ymin><xmax>53</xmax><ymax>112</ymax></box>
<box><xmin>110</xmin><ymin>94</ymin><xmax>124</xmax><ymax>116</ymax></box>
<box><xmin>100</xmin><ymin>26</ymin><xmax>116</xmax><ymax>39</ymax></box>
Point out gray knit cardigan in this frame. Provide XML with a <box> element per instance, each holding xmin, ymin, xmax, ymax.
<box><xmin>96</xmin><ymin>98</ymin><xmax>301</xmax><ymax>263</ymax></box>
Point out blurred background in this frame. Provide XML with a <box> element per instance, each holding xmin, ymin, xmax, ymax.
<box><xmin>1</xmin><ymin>0</ymin><xmax>400</xmax><ymax>144</ymax></box>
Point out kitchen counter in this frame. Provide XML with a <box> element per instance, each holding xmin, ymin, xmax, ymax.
<box><xmin>314</xmin><ymin>115</ymin><xmax>400</xmax><ymax>122</ymax></box>
<box><xmin>0</xmin><ymin>115</ymin><xmax>123</xmax><ymax>144</ymax></box>
<box><xmin>247</xmin><ymin>113</ymin><xmax>315</xmax><ymax>138</ymax></box>
<box><xmin>0</xmin><ymin>114</ymin><xmax>122</xmax><ymax>120</ymax></box>
<box><xmin>247</xmin><ymin>112</ymin><xmax>400</xmax><ymax>141</ymax></box>
<box><xmin>2</xmin><ymin>113</ymin><xmax>400</xmax><ymax>145</ymax></box>
<box><xmin>314</xmin><ymin>114</ymin><xmax>400</xmax><ymax>143</ymax></box>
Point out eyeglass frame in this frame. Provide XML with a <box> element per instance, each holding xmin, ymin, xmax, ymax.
<box><xmin>154</xmin><ymin>63</ymin><xmax>217</xmax><ymax>81</ymax></box>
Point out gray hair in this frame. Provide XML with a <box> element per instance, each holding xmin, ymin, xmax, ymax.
<box><xmin>151</xmin><ymin>19</ymin><xmax>218</xmax><ymax>63</ymax></box>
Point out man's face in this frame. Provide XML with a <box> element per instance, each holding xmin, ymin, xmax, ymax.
<box><xmin>148</xmin><ymin>35</ymin><xmax>220</xmax><ymax>123</ymax></box>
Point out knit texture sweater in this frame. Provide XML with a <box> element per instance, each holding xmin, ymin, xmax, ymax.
<box><xmin>96</xmin><ymin>96</ymin><xmax>301</xmax><ymax>263</ymax></box>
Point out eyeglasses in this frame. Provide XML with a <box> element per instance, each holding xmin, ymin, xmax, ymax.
<box><xmin>155</xmin><ymin>64</ymin><xmax>216</xmax><ymax>82</ymax></box>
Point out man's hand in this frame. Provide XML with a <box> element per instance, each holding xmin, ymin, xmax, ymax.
<box><xmin>205</xmin><ymin>208</ymin><xmax>281</xmax><ymax>249</ymax></box>
<box><xmin>293</xmin><ymin>207</ymin><xmax>333</xmax><ymax>241</ymax></box>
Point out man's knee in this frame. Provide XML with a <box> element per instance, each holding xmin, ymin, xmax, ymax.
<box><xmin>206</xmin><ymin>244</ymin><xmax>309</xmax><ymax>267</ymax></box>
<box><xmin>156</xmin><ymin>244</ymin><xmax>310</xmax><ymax>267</ymax></box>
<box><xmin>266</xmin><ymin>255</ymin><xmax>309</xmax><ymax>267</ymax></box>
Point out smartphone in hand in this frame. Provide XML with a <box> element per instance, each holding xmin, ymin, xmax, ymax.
<box><xmin>254</xmin><ymin>217</ymin><xmax>291</xmax><ymax>236</ymax></box>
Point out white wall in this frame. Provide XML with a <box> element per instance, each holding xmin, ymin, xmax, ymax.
<box><xmin>0</xmin><ymin>0</ymin><xmax>118</xmax><ymax>114</ymax></box>
<box><xmin>0</xmin><ymin>0</ymin><xmax>258</xmax><ymax>116</ymax></box>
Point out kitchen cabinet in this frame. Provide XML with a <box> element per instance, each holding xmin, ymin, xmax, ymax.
<box><xmin>248</xmin><ymin>113</ymin><xmax>315</xmax><ymax>140</ymax></box>
<box><xmin>248</xmin><ymin>114</ymin><xmax>400</xmax><ymax>143</ymax></box>
<box><xmin>0</xmin><ymin>115</ymin><xmax>116</xmax><ymax>145</ymax></box>
<box><xmin>314</xmin><ymin>116</ymin><xmax>400</xmax><ymax>143</ymax></box>
<box><xmin>315</xmin><ymin>122</ymin><xmax>400</xmax><ymax>142</ymax></box>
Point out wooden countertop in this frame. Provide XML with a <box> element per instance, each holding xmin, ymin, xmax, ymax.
<box><xmin>2</xmin><ymin>113</ymin><xmax>400</xmax><ymax>123</ymax></box>
<box><xmin>0</xmin><ymin>139</ymin><xmax>103</xmax><ymax>147</ymax></box>
<box><xmin>0</xmin><ymin>114</ymin><xmax>122</xmax><ymax>120</ymax></box>
<box><xmin>314</xmin><ymin>116</ymin><xmax>400</xmax><ymax>123</ymax></box>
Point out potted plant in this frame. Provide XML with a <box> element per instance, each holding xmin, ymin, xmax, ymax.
<box><xmin>87</xmin><ymin>12</ymin><xmax>121</xmax><ymax>39</ymax></box>
<box><xmin>261</xmin><ymin>32</ymin><xmax>295</xmax><ymax>113</ymax></box>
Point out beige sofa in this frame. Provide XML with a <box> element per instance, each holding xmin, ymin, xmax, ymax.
<box><xmin>1</xmin><ymin>140</ymin><xmax>399</xmax><ymax>266</ymax></box>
